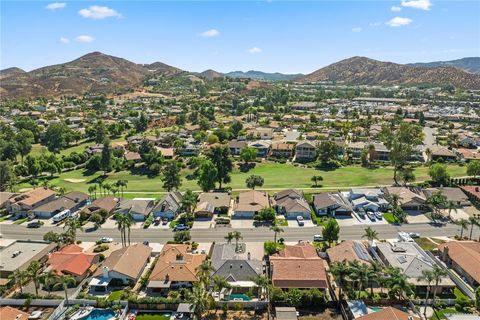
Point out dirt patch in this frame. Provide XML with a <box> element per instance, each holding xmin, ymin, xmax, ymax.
<box><xmin>205</xmin><ymin>310</ymin><xmax>268</xmax><ymax>320</ymax></box>
<box><xmin>64</xmin><ymin>178</ymin><xmax>86</xmax><ymax>183</ymax></box>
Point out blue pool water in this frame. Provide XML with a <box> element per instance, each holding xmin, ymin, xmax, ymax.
<box><xmin>80</xmin><ymin>309</ymin><xmax>116</xmax><ymax>320</ymax></box>
<box><xmin>228</xmin><ymin>293</ymin><xmax>252</xmax><ymax>301</ymax></box>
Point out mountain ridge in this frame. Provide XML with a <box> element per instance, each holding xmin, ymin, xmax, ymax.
<box><xmin>407</xmin><ymin>57</ymin><xmax>480</xmax><ymax>74</ymax></box>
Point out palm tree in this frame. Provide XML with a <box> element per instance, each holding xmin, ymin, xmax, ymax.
<box><xmin>224</xmin><ymin>232</ymin><xmax>234</xmax><ymax>245</ymax></box>
<box><xmin>270</xmin><ymin>225</ymin><xmax>284</xmax><ymax>243</ymax></box>
<box><xmin>431</xmin><ymin>265</ymin><xmax>448</xmax><ymax>302</ymax></box>
<box><xmin>40</xmin><ymin>270</ymin><xmax>57</xmax><ymax>295</ymax></box>
<box><xmin>63</xmin><ymin>218</ymin><xmax>83</xmax><ymax>244</ymax></box>
<box><xmin>445</xmin><ymin>200</ymin><xmax>457</xmax><ymax>220</ymax></box>
<box><xmin>53</xmin><ymin>275</ymin><xmax>76</xmax><ymax>305</ymax></box>
<box><xmin>418</xmin><ymin>269</ymin><xmax>435</xmax><ymax>318</ymax></box>
<box><xmin>8</xmin><ymin>270</ymin><xmax>27</xmax><ymax>293</ymax></box>
<box><xmin>232</xmin><ymin>231</ymin><xmax>243</xmax><ymax>253</ymax></box>
<box><xmin>58</xmin><ymin>187</ymin><xmax>67</xmax><ymax>196</ymax></box>
<box><xmin>468</xmin><ymin>216</ymin><xmax>480</xmax><ymax>240</ymax></box>
<box><xmin>330</xmin><ymin>262</ymin><xmax>349</xmax><ymax>299</ymax></box>
<box><xmin>103</xmin><ymin>182</ymin><xmax>111</xmax><ymax>195</ymax></box>
<box><xmin>111</xmin><ymin>186</ymin><xmax>119</xmax><ymax>197</ymax></box>
<box><xmin>98</xmin><ymin>181</ymin><xmax>103</xmax><ymax>197</ymax></box>
<box><xmin>350</xmin><ymin>263</ymin><xmax>370</xmax><ymax>298</ymax></box>
<box><xmin>456</xmin><ymin>218</ymin><xmax>469</xmax><ymax>238</ymax></box>
<box><xmin>196</xmin><ymin>260</ymin><xmax>215</xmax><ymax>289</ymax></box>
<box><xmin>362</xmin><ymin>227</ymin><xmax>379</xmax><ymax>247</ymax></box>
<box><xmin>311</xmin><ymin>175</ymin><xmax>323</xmax><ymax>187</ymax></box>
<box><xmin>180</xmin><ymin>190</ymin><xmax>198</xmax><ymax>215</ymax></box>
<box><xmin>88</xmin><ymin>185</ymin><xmax>97</xmax><ymax>199</ymax></box>
<box><xmin>115</xmin><ymin>213</ymin><xmax>127</xmax><ymax>247</ymax></box>
<box><xmin>251</xmin><ymin>274</ymin><xmax>270</xmax><ymax>300</ymax></box>
<box><xmin>212</xmin><ymin>275</ymin><xmax>232</xmax><ymax>300</ymax></box>
<box><xmin>385</xmin><ymin>267</ymin><xmax>414</xmax><ymax>300</ymax></box>
<box><xmin>27</xmin><ymin>261</ymin><xmax>42</xmax><ymax>295</ymax></box>
<box><xmin>124</xmin><ymin>212</ymin><xmax>135</xmax><ymax>246</ymax></box>
<box><xmin>115</xmin><ymin>179</ymin><xmax>128</xmax><ymax>197</ymax></box>
<box><xmin>425</xmin><ymin>147</ymin><xmax>432</xmax><ymax>164</ymax></box>
<box><xmin>188</xmin><ymin>285</ymin><xmax>209</xmax><ymax>320</ymax></box>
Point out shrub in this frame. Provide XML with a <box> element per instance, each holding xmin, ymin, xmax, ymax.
<box><xmin>93</xmin><ymin>244</ymin><xmax>109</xmax><ymax>253</ymax></box>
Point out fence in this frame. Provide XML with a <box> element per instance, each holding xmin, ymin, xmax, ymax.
<box><xmin>215</xmin><ymin>300</ymin><xmax>269</xmax><ymax>310</ymax></box>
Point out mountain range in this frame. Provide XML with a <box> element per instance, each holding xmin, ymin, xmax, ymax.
<box><xmin>408</xmin><ymin>57</ymin><xmax>480</xmax><ymax>75</ymax></box>
<box><xmin>1</xmin><ymin>52</ymin><xmax>479</xmax><ymax>99</ymax></box>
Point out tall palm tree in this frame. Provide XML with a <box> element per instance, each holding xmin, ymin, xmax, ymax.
<box><xmin>418</xmin><ymin>269</ymin><xmax>435</xmax><ymax>318</ymax></box>
<box><xmin>88</xmin><ymin>185</ymin><xmax>97</xmax><ymax>199</ymax></box>
<box><xmin>270</xmin><ymin>226</ymin><xmax>284</xmax><ymax>243</ymax></box>
<box><xmin>27</xmin><ymin>261</ymin><xmax>42</xmax><ymax>295</ymax></box>
<box><xmin>232</xmin><ymin>231</ymin><xmax>243</xmax><ymax>253</ymax></box>
<box><xmin>330</xmin><ymin>262</ymin><xmax>349</xmax><ymax>299</ymax></box>
<box><xmin>8</xmin><ymin>270</ymin><xmax>27</xmax><ymax>293</ymax></box>
<box><xmin>115</xmin><ymin>213</ymin><xmax>126</xmax><ymax>247</ymax></box>
<box><xmin>212</xmin><ymin>275</ymin><xmax>232</xmax><ymax>299</ymax></box>
<box><xmin>445</xmin><ymin>200</ymin><xmax>457</xmax><ymax>220</ymax></box>
<box><xmin>63</xmin><ymin>218</ymin><xmax>83</xmax><ymax>244</ymax></box>
<box><xmin>115</xmin><ymin>179</ymin><xmax>128</xmax><ymax>197</ymax></box>
<box><xmin>362</xmin><ymin>227</ymin><xmax>379</xmax><ymax>247</ymax></box>
<box><xmin>196</xmin><ymin>260</ymin><xmax>215</xmax><ymax>289</ymax></box>
<box><xmin>98</xmin><ymin>181</ymin><xmax>103</xmax><ymax>197</ymax></box>
<box><xmin>251</xmin><ymin>274</ymin><xmax>270</xmax><ymax>300</ymax></box>
<box><xmin>386</xmin><ymin>267</ymin><xmax>414</xmax><ymax>300</ymax></box>
<box><xmin>124</xmin><ymin>212</ymin><xmax>135</xmax><ymax>246</ymax></box>
<box><xmin>188</xmin><ymin>285</ymin><xmax>209</xmax><ymax>320</ymax></box>
<box><xmin>53</xmin><ymin>275</ymin><xmax>76</xmax><ymax>305</ymax></box>
<box><xmin>224</xmin><ymin>232</ymin><xmax>234</xmax><ymax>245</ymax></box>
<box><xmin>456</xmin><ymin>218</ymin><xmax>469</xmax><ymax>238</ymax></box>
<box><xmin>431</xmin><ymin>264</ymin><xmax>448</xmax><ymax>302</ymax></box>
<box><xmin>103</xmin><ymin>182</ymin><xmax>111</xmax><ymax>196</ymax></box>
<box><xmin>40</xmin><ymin>270</ymin><xmax>57</xmax><ymax>296</ymax></box>
<box><xmin>468</xmin><ymin>216</ymin><xmax>480</xmax><ymax>240</ymax></box>
<box><xmin>350</xmin><ymin>263</ymin><xmax>370</xmax><ymax>298</ymax></box>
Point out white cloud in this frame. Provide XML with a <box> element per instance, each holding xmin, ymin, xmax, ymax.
<box><xmin>75</xmin><ymin>35</ymin><xmax>95</xmax><ymax>43</ymax></box>
<box><xmin>386</xmin><ymin>17</ymin><xmax>413</xmax><ymax>27</ymax></box>
<box><xmin>46</xmin><ymin>2</ymin><xmax>66</xmax><ymax>10</ymax></box>
<box><xmin>352</xmin><ymin>27</ymin><xmax>362</xmax><ymax>32</ymax></box>
<box><xmin>369</xmin><ymin>22</ymin><xmax>382</xmax><ymax>27</ymax></box>
<box><xmin>247</xmin><ymin>47</ymin><xmax>262</xmax><ymax>54</ymax></box>
<box><xmin>401</xmin><ymin>0</ymin><xmax>432</xmax><ymax>10</ymax></box>
<box><xmin>391</xmin><ymin>6</ymin><xmax>402</xmax><ymax>12</ymax></box>
<box><xmin>199</xmin><ymin>29</ymin><xmax>220</xmax><ymax>38</ymax></box>
<box><xmin>78</xmin><ymin>6</ymin><xmax>122</xmax><ymax>19</ymax></box>
<box><xmin>59</xmin><ymin>37</ymin><xmax>70</xmax><ymax>44</ymax></box>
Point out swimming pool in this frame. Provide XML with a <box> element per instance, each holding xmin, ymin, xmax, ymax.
<box><xmin>79</xmin><ymin>309</ymin><xmax>116</xmax><ymax>320</ymax></box>
<box><xmin>228</xmin><ymin>293</ymin><xmax>252</xmax><ymax>301</ymax></box>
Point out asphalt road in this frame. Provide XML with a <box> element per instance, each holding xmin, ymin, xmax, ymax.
<box><xmin>1</xmin><ymin>222</ymin><xmax>478</xmax><ymax>243</ymax></box>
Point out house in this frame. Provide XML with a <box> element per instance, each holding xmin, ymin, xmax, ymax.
<box><xmin>269</xmin><ymin>243</ymin><xmax>328</xmax><ymax>290</ymax></box>
<box><xmin>456</xmin><ymin>148</ymin><xmax>480</xmax><ymax>161</ymax></box>
<box><xmin>0</xmin><ymin>192</ymin><xmax>17</xmax><ymax>209</ymax></box>
<box><xmin>210</xmin><ymin>243</ymin><xmax>263</xmax><ymax>296</ymax></box>
<box><xmin>85</xmin><ymin>144</ymin><xmax>104</xmax><ymax>155</ymax></box>
<box><xmin>152</xmin><ymin>191</ymin><xmax>183</xmax><ymax>219</ymax></box>
<box><xmin>0</xmin><ymin>306</ymin><xmax>29</xmax><ymax>320</ymax></box>
<box><xmin>31</xmin><ymin>191</ymin><xmax>89</xmax><ymax>218</ymax></box>
<box><xmin>291</xmin><ymin>101</ymin><xmax>317</xmax><ymax>112</ymax></box>
<box><xmin>423</xmin><ymin>187</ymin><xmax>470</xmax><ymax>207</ymax></box>
<box><xmin>248</xmin><ymin>140</ymin><xmax>271</xmax><ymax>158</ymax></box>
<box><xmin>430</xmin><ymin>145</ymin><xmax>457</xmax><ymax>162</ymax></box>
<box><xmin>116</xmin><ymin>199</ymin><xmax>155</xmax><ymax>221</ymax></box>
<box><xmin>47</xmin><ymin>244</ymin><xmax>99</xmax><ymax>282</ymax></box>
<box><xmin>124</xmin><ymin>150</ymin><xmax>142</xmax><ymax>163</ymax></box>
<box><xmin>82</xmin><ymin>196</ymin><xmax>119</xmax><ymax>216</ymax></box>
<box><xmin>228</xmin><ymin>140</ymin><xmax>247</xmax><ymax>156</ymax></box>
<box><xmin>156</xmin><ymin>146</ymin><xmax>174</xmax><ymax>159</ymax></box>
<box><xmin>89</xmin><ymin>244</ymin><xmax>152</xmax><ymax>292</ymax></box>
<box><xmin>274</xmin><ymin>189</ymin><xmax>311</xmax><ymax>219</ymax></box>
<box><xmin>271</xmin><ymin>142</ymin><xmax>295</xmax><ymax>159</ymax></box>
<box><xmin>195</xmin><ymin>192</ymin><xmax>231</xmax><ymax>217</ymax></box>
<box><xmin>313</xmin><ymin>192</ymin><xmax>352</xmax><ymax>217</ymax></box>
<box><xmin>295</xmin><ymin>141</ymin><xmax>317</xmax><ymax>161</ymax></box>
<box><xmin>327</xmin><ymin>240</ymin><xmax>371</xmax><ymax>265</ymax></box>
<box><xmin>348</xmin><ymin>188</ymin><xmax>388</xmax><ymax>212</ymax></box>
<box><xmin>247</xmin><ymin>127</ymin><xmax>273</xmax><ymax>140</ymax></box>
<box><xmin>233</xmin><ymin>190</ymin><xmax>271</xmax><ymax>218</ymax></box>
<box><xmin>355</xmin><ymin>307</ymin><xmax>420</xmax><ymax>320</ymax></box>
<box><xmin>6</xmin><ymin>187</ymin><xmax>56</xmax><ymax>217</ymax></box>
<box><xmin>383</xmin><ymin>186</ymin><xmax>427</xmax><ymax>211</ymax></box>
<box><xmin>376</xmin><ymin>242</ymin><xmax>454</xmax><ymax>292</ymax></box>
<box><xmin>438</xmin><ymin>241</ymin><xmax>480</xmax><ymax>288</ymax></box>
<box><xmin>147</xmin><ymin>244</ymin><xmax>207</xmax><ymax>294</ymax></box>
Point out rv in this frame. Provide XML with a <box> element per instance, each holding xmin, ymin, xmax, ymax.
<box><xmin>52</xmin><ymin>209</ymin><xmax>71</xmax><ymax>223</ymax></box>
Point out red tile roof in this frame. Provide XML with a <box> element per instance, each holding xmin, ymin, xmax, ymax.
<box><xmin>357</xmin><ymin>307</ymin><xmax>419</xmax><ymax>320</ymax></box>
<box><xmin>0</xmin><ymin>306</ymin><xmax>29</xmax><ymax>320</ymax></box>
<box><xmin>48</xmin><ymin>244</ymin><xmax>98</xmax><ymax>276</ymax></box>
<box><xmin>438</xmin><ymin>241</ymin><xmax>480</xmax><ymax>284</ymax></box>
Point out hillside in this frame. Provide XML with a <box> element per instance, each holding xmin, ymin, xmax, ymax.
<box><xmin>199</xmin><ymin>69</ymin><xmax>224</xmax><ymax>79</ymax></box>
<box><xmin>299</xmin><ymin>56</ymin><xmax>480</xmax><ymax>89</ymax></box>
<box><xmin>1</xmin><ymin>52</ymin><xmax>180</xmax><ymax>99</ymax></box>
<box><xmin>408</xmin><ymin>57</ymin><xmax>480</xmax><ymax>74</ymax></box>
<box><xmin>0</xmin><ymin>67</ymin><xmax>26</xmax><ymax>80</ymax></box>
<box><xmin>226</xmin><ymin>70</ymin><xmax>303</xmax><ymax>81</ymax></box>
<box><xmin>143</xmin><ymin>61</ymin><xmax>183</xmax><ymax>76</ymax></box>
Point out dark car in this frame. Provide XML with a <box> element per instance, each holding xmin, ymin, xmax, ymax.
<box><xmin>173</xmin><ymin>224</ymin><xmax>190</xmax><ymax>231</ymax></box>
<box><xmin>27</xmin><ymin>221</ymin><xmax>42</xmax><ymax>228</ymax></box>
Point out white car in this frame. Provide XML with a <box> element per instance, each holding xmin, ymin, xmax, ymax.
<box><xmin>296</xmin><ymin>216</ymin><xmax>304</xmax><ymax>226</ymax></box>
<box><xmin>100</xmin><ymin>237</ymin><xmax>113</xmax><ymax>243</ymax></box>
<box><xmin>313</xmin><ymin>234</ymin><xmax>323</xmax><ymax>242</ymax></box>
<box><xmin>398</xmin><ymin>232</ymin><xmax>414</xmax><ymax>242</ymax></box>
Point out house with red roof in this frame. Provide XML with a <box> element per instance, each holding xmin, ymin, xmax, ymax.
<box><xmin>47</xmin><ymin>244</ymin><xmax>99</xmax><ymax>282</ymax></box>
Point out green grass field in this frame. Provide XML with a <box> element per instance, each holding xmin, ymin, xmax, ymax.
<box><xmin>16</xmin><ymin>163</ymin><xmax>466</xmax><ymax>197</ymax></box>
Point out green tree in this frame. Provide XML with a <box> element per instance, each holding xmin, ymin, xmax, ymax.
<box><xmin>445</xmin><ymin>200</ymin><xmax>458</xmax><ymax>220</ymax></box>
<box><xmin>180</xmin><ymin>190</ymin><xmax>197</xmax><ymax>215</ymax></box>
<box><xmin>456</xmin><ymin>218</ymin><xmax>469</xmax><ymax>238</ymax></box>
<box><xmin>53</xmin><ymin>275</ymin><xmax>76</xmax><ymax>304</ymax></box>
<box><xmin>16</xmin><ymin>129</ymin><xmax>34</xmax><ymax>163</ymax></box>
<box><xmin>322</xmin><ymin>218</ymin><xmax>340</xmax><ymax>246</ymax></box>
<box><xmin>284</xmin><ymin>288</ymin><xmax>303</xmax><ymax>308</ymax></box>
<box><xmin>207</xmin><ymin>145</ymin><xmax>233</xmax><ymax>189</ymax></box>
<box><xmin>115</xmin><ymin>179</ymin><xmax>128</xmax><ymax>197</ymax></box>
<box><xmin>330</xmin><ymin>262</ymin><xmax>350</xmax><ymax>298</ymax></box>
<box><xmin>63</xmin><ymin>218</ymin><xmax>83</xmax><ymax>244</ymax></box>
<box><xmin>100</xmin><ymin>139</ymin><xmax>113</xmax><ymax>175</ymax></box>
<box><xmin>362</xmin><ymin>227</ymin><xmax>379</xmax><ymax>246</ymax></box>
<box><xmin>196</xmin><ymin>260</ymin><xmax>215</xmax><ymax>289</ymax></box>
<box><xmin>318</xmin><ymin>140</ymin><xmax>338</xmax><ymax>165</ymax></box>
<box><xmin>467</xmin><ymin>160</ymin><xmax>480</xmax><ymax>178</ymax></box>
<box><xmin>197</xmin><ymin>160</ymin><xmax>218</xmax><ymax>192</ymax></box>
<box><xmin>174</xmin><ymin>230</ymin><xmax>191</xmax><ymax>243</ymax></box>
<box><xmin>40</xmin><ymin>270</ymin><xmax>57</xmax><ymax>295</ymax></box>
<box><xmin>161</xmin><ymin>160</ymin><xmax>182</xmax><ymax>191</ymax></box>
<box><xmin>311</xmin><ymin>175</ymin><xmax>323</xmax><ymax>187</ymax></box>
<box><xmin>240</xmin><ymin>146</ymin><xmax>258</xmax><ymax>164</ymax></box>
<box><xmin>270</xmin><ymin>225</ymin><xmax>284</xmax><ymax>243</ymax></box>
<box><xmin>94</xmin><ymin>120</ymin><xmax>108</xmax><ymax>143</ymax></box>
<box><xmin>188</xmin><ymin>285</ymin><xmax>209</xmax><ymax>319</ymax></box>
<box><xmin>428</xmin><ymin>163</ymin><xmax>450</xmax><ymax>186</ymax></box>
<box><xmin>264</xmin><ymin>240</ymin><xmax>279</xmax><ymax>255</ymax></box>
<box><xmin>232</xmin><ymin>231</ymin><xmax>243</xmax><ymax>252</ymax></box>
<box><xmin>135</xmin><ymin>112</ymin><xmax>149</xmax><ymax>133</ymax></box>
<box><xmin>418</xmin><ymin>269</ymin><xmax>435</xmax><ymax>318</ymax></box>
<box><xmin>44</xmin><ymin>123</ymin><xmax>72</xmax><ymax>153</ymax></box>
<box><xmin>245</xmin><ymin>175</ymin><xmax>264</xmax><ymax>190</ymax></box>
<box><xmin>254</xmin><ymin>207</ymin><xmax>276</xmax><ymax>222</ymax></box>
<box><xmin>212</xmin><ymin>275</ymin><xmax>232</xmax><ymax>298</ymax></box>
<box><xmin>0</xmin><ymin>161</ymin><xmax>14</xmax><ymax>191</ymax></box>
<box><xmin>224</xmin><ymin>232</ymin><xmax>234</xmax><ymax>244</ymax></box>
<box><xmin>27</xmin><ymin>261</ymin><xmax>42</xmax><ymax>296</ymax></box>
<box><xmin>8</xmin><ymin>269</ymin><xmax>28</xmax><ymax>293</ymax></box>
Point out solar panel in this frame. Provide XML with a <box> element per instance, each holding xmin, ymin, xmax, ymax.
<box><xmin>397</xmin><ymin>255</ymin><xmax>408</xmax><ymax>264</ymax></box>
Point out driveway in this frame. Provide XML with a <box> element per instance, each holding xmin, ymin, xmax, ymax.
<box><xmin>406</xmin><ymin>210</ymin><xmax>431</xmax><ymax>223</ymax></box>
<box><xmin>335</xmin><ymin>215</ymin><xmax>356</xmax><ymax>227</ymax></box>
<box><xmin>230</xmin><ymin>219</ymin><xmax>255</xmax><ymax>229</ymax></box>
<box><xmin>441</xmin><ymin>208</ymin><xmax>471</xmax><ymax>221</ymax></box>
<box><xmin>351</xmin><ymin>212</ymin><xmax>388</xmax><ymax>225</ymax></box>
<box><xmin>287</xmin><ymin>219</ymin><xmax>315</xmax><ymax>228</ymax></box>
<box><xmin>193</xmin><ymin>220</ymin><xmax>213</xmax><ymax>229</ymax></box>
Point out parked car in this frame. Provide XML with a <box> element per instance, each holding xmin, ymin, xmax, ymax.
<box><xmin>374</xmin><ymin>211</ymin><xmax>383</xmax><ymax>220</ymax></box>
<box><xmin>173</xmin><ymin>224</ymin><xmax>190</xmax><ymax>231</ymax></box>
<box><xmin>366</xmin><ymin>211</ymin><xmax>376</xmax><ymax>221</ymax></box>
<box><xmin>27</xmin><ymin>221</ymin><xmax>42</xmax><ymax>228</ymax></box>
<box><xmin>398</xmin><ymin>232</ymin><xmax>414</xmax><ymax>242</ymax></box>
<box><xmin>100</xmin><ymin>237</ymin><xmax>113</xmax><ymax>243</ymax></box>
<box><xmin>313</xmin><ymin>234</ymin><xmax>323</xmax><ymax>242</ymax></box>
<box><xmin>154</xmin><ymin>217</ymin><xmax>161</xmax><ymax>225</ymax></box>
<box><xmin>162</xmin><ymin>218</ymin><xmax>168</xmax><ymax>225</ymax></box>
<box><xmin>409</xmin><ymin>232</ymin><xmax>420</xmax><ymax>239</ymax></box>
<box><xmin>296</xmin><ymin>216</ymin><xmax>304</xmax><ymax>226</ymax></box>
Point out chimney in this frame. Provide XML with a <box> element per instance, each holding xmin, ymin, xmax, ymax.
<box><xmin>442</xmin><ymin>245</ymin><xmax>449</xmax><ymax>262</ymax></box>
<box><xmin>102</xmin><ymin>266</ymin><xmax>109</xmax><ymax>278</ymax></box>
<box><xmin>247</xmin><ymin>252</ymin><xmax>251</xmax><ymax>260</ymax></box>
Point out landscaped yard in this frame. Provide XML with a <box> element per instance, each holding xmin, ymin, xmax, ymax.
<box><xmin>107</xmin><ymin>290</ymin><xmax>123</xmax><ymax>301</ymax></box>
<box><xmin>383</xmin><ymin>212</ymin><xmax>401</xmax><ymax>224</ymax></box>
<box><xmin>430</xmin><ymin>307</ymin><xmax>458</xmax><ymax>320</ymax></box>
<box><xmin>135</xmin><ymin>313</ymin><xmax>173</xmax><ymax>320</ymax></box>
<box><xmin>415</xmin><ymin>238</ymin><xmax>439</xmax><ymax>251</ymax></box>
<box><xmin>15</xmin><ymin>163</ymin><xmax>466</xmax><ymax>195</ymax></box>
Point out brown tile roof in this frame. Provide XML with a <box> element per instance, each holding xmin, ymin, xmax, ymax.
<box><xmin>327</xmin><ymin>240</ymin><xmax>371</xmax><ymax>265</ymax></box>
<box><xmin>149</xmin><ymin>244</ymin><xmax>207</xmax><ymax>283</ymax></box>
<box><xmin>271</xmin><ymin>142</ymin><xmax>295</xmax><ymax>150</ymax></box>
<box><xmin>438</xmin><ymin>241</ymin><xmax>480</xmax><ymax>284</ymax></box>
<box><xmin>233</xmin><ymin>190</ymin><xmax>270</xmax><ymax>212</ymax></box>
<box><xmin>384</xmin><ymin>186</ymin><xmax>426</xmax><ymax>205</ymax></box>
<box><xmin>198</xmin><ymin>192</ymin><xmax>231</xmax><ymax>208</ymax></box>
<box><xmin>461</xmin><ymin>185</ymin><xmax>480</xmax><ymax>198</ymax></box>
<box><xmin>48</xmin><ymin>244</ymin><xmax>98</xmax><ymax>276</ymax></box>
<box><xmin>270</xmin><ymin>259</ymin><xmax>328</xmax><ymax>289</ymax></box>
<box><xmin>357</xmin><ymin>307</ymin><xmax>419</xmax><ymax>320</ymax></box>
<box><xmin>271</xmin><ymin>243</ymin><xmax>319</xmax><ymax>259</ymax></box>
<box><xmin>0</xmin><ymin>306</ymin><xmax>29</xmax><ymax>320</ymax></box>
<box><xmin>85</xmin><ymin>196</ymin><xmax>119</xmax><ymax>214</ymax></box>
<box><xmin>11</xmin><ymin>187</ymin><xmax>55</xmax><ymax>207</ymax></box>
<box><xmin>94</xmin><ymin>243</ymin><xmax>152</xmax><ymax>280</ymax></box>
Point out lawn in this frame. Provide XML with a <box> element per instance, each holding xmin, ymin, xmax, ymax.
<box><xmin>107</xmin><ymin>290</ymin><xmax>123</xmax><ymax>301</ymax></box>
<box><xmin>15</xmin><ymin>163</ymin><xmax>466</xmax><ymax>194</ymax></box>
<box><xmin>430</xmin><ymin>308</ymin><xmax>459</xmax><ymax>320</ymax></box>
<box><xmin>13</xmin><ymin>217</ymin><xmax>28</xmax><ymax>225</ymax></box>
<box><xmin>135</xmin><ymin>313</ymin><xmax>172</xmax><ymax>320</ymax></box>
<box><xmin>383</xmin><ymin>212</ymin><xmax>401</xmax><ymax>224</ymax></box>
<box><xmin>415</xmin><ymin>238</ymin><xmax>438</xmax><ymax>251</ymax></box>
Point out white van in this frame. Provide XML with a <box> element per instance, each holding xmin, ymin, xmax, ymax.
<box><xmin>52</xmin><ymin>209</ymin><xmax>71</xmax><ymax>223</ymax></box>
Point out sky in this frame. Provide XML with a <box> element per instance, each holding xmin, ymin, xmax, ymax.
<box><xmin>1</xmin><ymin>0</ymin><xmax>479</xmax><ymax>74</ymax></box>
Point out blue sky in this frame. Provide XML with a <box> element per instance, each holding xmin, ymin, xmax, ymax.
<box><xmin>1</xmin><ymin>1</ymin><xmax>479</xmax><ymax>73</ymax></box>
